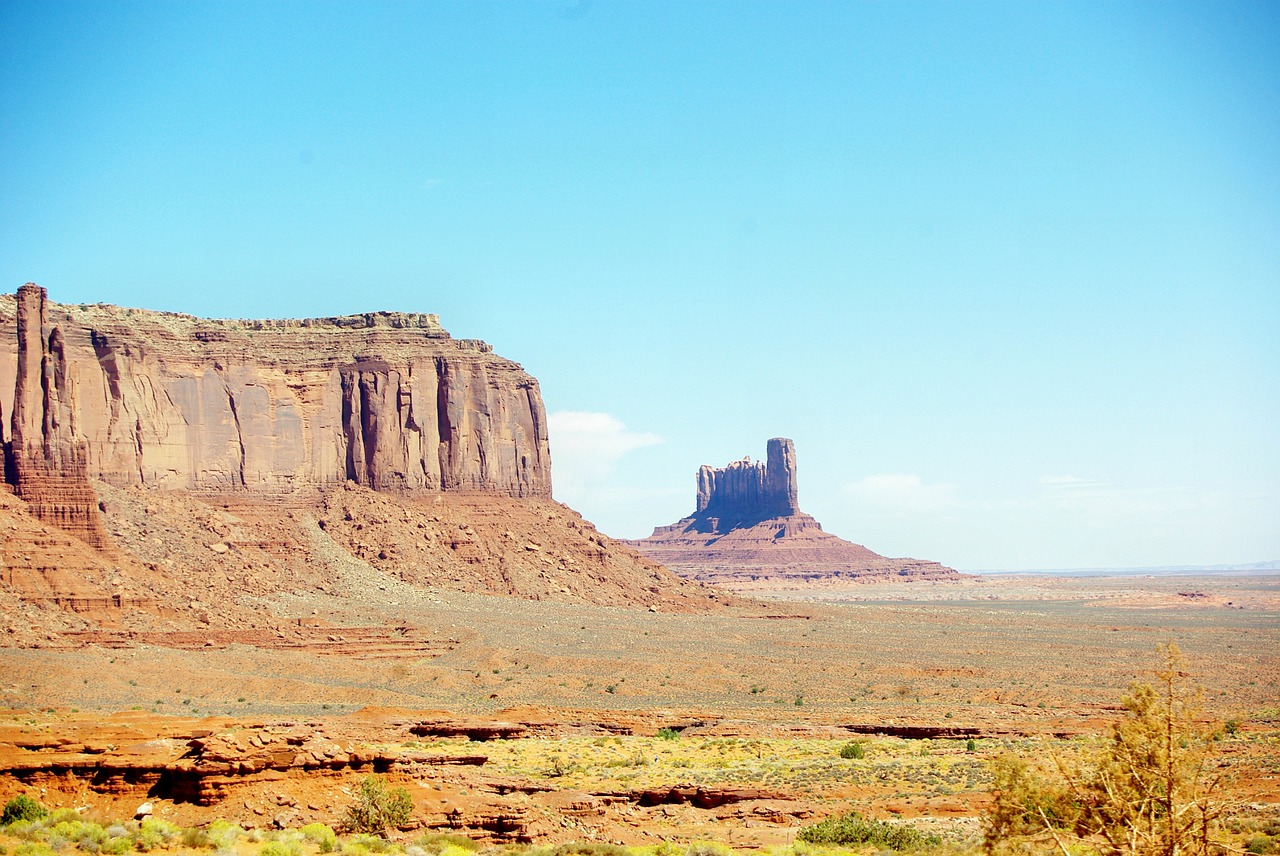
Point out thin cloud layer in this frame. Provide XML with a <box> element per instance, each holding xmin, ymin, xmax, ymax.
<box><xmin>841</xmin><ymin>473</ymin><xmax>959</xmax><ymax>513</ymax></box>
<box><xmin>548</xmin><ymin>411</ymin><xmax>661</xmax><ymax>495</ymax></box>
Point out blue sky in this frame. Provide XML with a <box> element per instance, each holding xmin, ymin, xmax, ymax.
<box><xmin>2</xmin><ymin>1</ymin><xmax>1276</xmax><ymax>570</ymax></box>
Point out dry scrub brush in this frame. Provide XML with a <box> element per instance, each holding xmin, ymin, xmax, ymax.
<box><xmin>984</xmin><ymin>643</ymin><xmax>1230</xmax><ymax>856</ymax></box>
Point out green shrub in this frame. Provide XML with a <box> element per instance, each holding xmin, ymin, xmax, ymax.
<box><xmin>182</xmin><ymin>826</ymin><xmax>213</xmax><ymax>849</ymax></box>
<box><xmin>301</xmin><ymin>823</ymin><xmax>339</xmax><ymax>853</ymax></box>
<box><xmin>656</xmin><ymin>728</ymin><xmax>680</xmax><ymax>741</ymax></box>
<box><xmin>413</xmin><ymin>833</ymin><xmax>478</xmax><ymax>854</ymax></box>
<box><xmin>4</xmin><ymin>821</ymin><xmax>45</xmax><ymax>842</ymax></box>
<box><xmin>344</xmin><ymin>776</ymin><xmax>413</xmax><ymax>835</ymax></box>
<box><xmin>260</xmin><ymin>841</ymin><xmax>304</xmax><ymax>856</ymax></box>
<box><xmin>2</xmin><ymin>796</ymin><xmax>47</xmax><ymax>826</ymax></box>
<box><xmin>13</xmin><ymin>844</ymin><xmax>55</xmax><ymax>856</ymax></box>
<box><xmin>683</xmin><ymin>843</ymin><xmax>733</xmax><ymax>856</ymax></box>
<box><xmin>799</xmin><ymin>811</ymin><xmax>941</xmax><ymax>850</ymax></box>
<box><xmin>429</xmin><ymin>844</ymin><xmax>477</xmax><ymax>856</ymax></box>
<box><xmin>51</xmin><ymin>819</ymin><xmax>107</xmax><ymax>852</ymax></box>
<box><xmin>966</xmin><ymin>739</ymin><xmax>977</xmax><ymax>752</ymax></box>
<box><xmin>99</xmin><ymin>838</ymin><xmax>131</xmax><ymax>856</ymax></box>
<box><xmin>344</xmin><ymin>834</ymin><xmax>396</xmax><ymax>854</ymax></box>
<box><xmin>838</xmin><ymin>741</ymin><xmax>866</xmax><ymax>760</ymax></box>
<box><xmin>134</xmin><ymin>818</ymin><xmax>179</xmax><ymax>851</ymax></box>
<box><xmin>553</xmin><ymin>845</ymin><xmax>629</xmax><ymax>856</ymax></box>
<box><xmin>206</xmin><ymin>819</ymin><xmax>244</xmax><ymax>852</ymax></box>
<box><xmin>1248</xmin><ymin>836</ymin><xmax>1277</xmax><ymax>855</ymax></box>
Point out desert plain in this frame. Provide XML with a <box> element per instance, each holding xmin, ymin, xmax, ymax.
<box><xmin>3</xmin><ymin>568</ymin><xmax>1277</xmax><ymax>851</ymax></box>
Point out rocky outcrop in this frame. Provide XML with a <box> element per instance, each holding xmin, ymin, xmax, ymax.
<box><xmin>0</xmin><ymin>285</ymin><xmax>721</xmax><ymax>619</ymax></box>
<box><xmin>628</xmin><ymin>439</ymin><xmax>959</xmax><ymax>587</ymax></box>
<box><xmin>5</xmin><ymin>284</ymin><xmax>111</xmax><ymax>548</ymax></box>
<box><xmin>696</xmin><ymin>437</ymin><xmax>798</xmax><ymax>521</ymax></box>
<box><xmin>0</xmin><ymin>286</ymin><xmax>550</xmax><ymax>498</ymax></box>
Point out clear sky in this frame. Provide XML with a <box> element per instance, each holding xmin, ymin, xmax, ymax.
<box><xmin>2</xmin><ymin>1</ymin><xmax>1277</xmax><ymax>570</ymax></box>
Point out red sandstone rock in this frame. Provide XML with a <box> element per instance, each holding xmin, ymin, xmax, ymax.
<box><xmin>628</xmin><ymin>439</ymin><xmax>959</xmax><ymax>587</ymax></box>
<box><xmin>0</xmin><ymin>285</ymin><xmax>720</xmax><ymax>621</ymax></box>
<box><xmin>6</xmin><ymin>284</ymin><xmax>111</xmax><ymax>549</ymax></box>
<box><xmin>0</xmin><ymin>289</ymin><xmax>550</xmax><ymax>498</ymax></box>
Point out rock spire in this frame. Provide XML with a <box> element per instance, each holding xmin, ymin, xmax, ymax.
<box><xmin>5</xmin><ymin>284</ymin><xmax>111</xmax><ymax>548</ymax></box>
<box><xmin>696</xmin><ymin>437</ymin><xmax>799</xmax><ymax>521</ymax></box>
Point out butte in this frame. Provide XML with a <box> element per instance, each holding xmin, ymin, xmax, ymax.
<box><xmin>626</xmin><ymin>438</ymin><xmax>959</xmax><ymax>589</ymax></box>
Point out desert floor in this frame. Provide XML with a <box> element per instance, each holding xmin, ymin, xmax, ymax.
<box><xmin>2</xmin><ymin>572</ymin><xmax>1277</xmax><ymax>848</ymax></box>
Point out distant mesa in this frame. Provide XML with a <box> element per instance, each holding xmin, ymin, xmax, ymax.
<box><xmin>626</xmin><ymin>438</ymin><xmax>959</xmax><ymax>588</ymax></box>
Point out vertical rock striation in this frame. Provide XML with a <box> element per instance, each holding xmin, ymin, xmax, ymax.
<box><xmin>5</xmin><ymin>284</ymin><xmax>111</xmax><ymax>548</ymax></box>
<box><xmin>695</xmin><ymin>438</ymin><xmax>799</xmax><ymax>521</ymax></box>
<box><xmin>0</xmin><ymin>287</ymin><xmax>552</xmax><ymax>500</ymax></box>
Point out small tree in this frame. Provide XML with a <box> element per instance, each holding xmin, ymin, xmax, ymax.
<box><xmin>345</xmin><ymin>775</ymin><xmax>413</xmax><ymax>835</ymax></box>
<box><xmin>984</xmin><ymin>643</ymin><xmax>1228</xmax><ymax>856</ymax></box>
<box><xmin>2</xmin><ymin>794</ymin><xmax>47</xmax><ymax>825</ymax></box>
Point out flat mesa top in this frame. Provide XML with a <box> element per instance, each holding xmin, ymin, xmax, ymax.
<box><xmin>0</xmin><ymin>290</ymin><xmax>450</xmax><ymax>338</ymax></box>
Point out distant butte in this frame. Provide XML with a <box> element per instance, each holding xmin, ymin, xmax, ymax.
<box><xmin>626</xmin><ymin>438</ymin><xmax>960</xmax><ymax>588</ymax></box>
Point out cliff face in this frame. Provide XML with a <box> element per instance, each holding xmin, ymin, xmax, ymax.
<box><xmin>0</xmin><ymin>287</ymin><xmax>551</xmax><ymax>498</ymax></box>
<box><xmin>6</xmin><ymin>285</ymin><xmax>111</xmax><ymax>548</ymax></box>
<box><xmin>628</xmin><ymin>439</ymin><xmax>959</xmax><ymax>587</ymax></box>
<box><xmin>696</xmin><ymin>437</ymin><xmax>799</xmax><ymax>522</ymax></box>
<box><xmin>0</xmin><ymin>285</ymin><xmax>723</xmax><ymax>623</ymax></box>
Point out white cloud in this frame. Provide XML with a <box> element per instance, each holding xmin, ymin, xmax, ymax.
<box><xmin>840</xmin><ymin>473</ymin><xmax>959</xmax><ymax>513</ymax></box>
<box><xmin>548</xmin><ymin>411</ymin><xmax>661</xmax><ymax>492</ymax></box>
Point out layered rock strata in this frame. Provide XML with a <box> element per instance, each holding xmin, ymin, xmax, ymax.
<box><xmin>5</xmin><ymin>284</ymin><xmax>111</xmax><ymax>548</ymax></box>
<box><xmin>0</xmin><ymin>284</ymin><xmax>719</xmax><ymax>622</ymax></box>
<box><xmin>0</xmin><ymin>286</ymin><xmax>550</xmax><ymax>498</ymax></box>
<box><xmin>627</xmin><ymin>439</ymin><xmax>959</xmax><ymax>587</ymax></box>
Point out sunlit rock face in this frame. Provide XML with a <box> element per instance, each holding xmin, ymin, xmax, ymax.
<box><xmin>0</xmin><ymin>285</ymin><xmax>551</xmax><ymax>501</ymax></box>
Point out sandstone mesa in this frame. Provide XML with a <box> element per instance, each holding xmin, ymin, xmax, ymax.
<box><xmin>0</xmin><ymin>284</ymin><xmax>718</xmax><ymax>633</ymax></box>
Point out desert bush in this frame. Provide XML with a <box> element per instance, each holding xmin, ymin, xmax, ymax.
<box><xmin>181</xmin><ymin>825</ymin><xmax>213</xmax><ymax>849</ymax></box>
<box><xmin>412</xmin><ymin>833</ymin><xmax>477</xmax><ymax>854</ymax></box>
<box><xmin>983</xmin><ymin>642</ymin><xmax>1227</xmax><ymax>856</ymax></box>
<box><xmin>99</xmin><ymin>836</ymin><xmax>131</xmax><ymax>856</ymax></box>
<box><xmin>302</xmin><ymin>823</ymin><xmax>339</xmax><ymax>853</ymax></box>
<box><xmin>97</xmin><ymin>825</ymin><xmax>130</xmax><ymax>856</ymax></box>
<box><xmin>45</xmin><ymin>809</ymin><xmax>80</xmax><ymax>826</ymax></box>
<box><xmin>344</xmin><ymin>776</ymin><xmax>413</xmax><ymax>836</ymax></box>
<box><xmin>206</xmin><ymin>819</ymin><xmax>244</xmax><ymax>852</ymax></box>
<box><xmin>554</xmin><ymin>844</ymin><xmax>630</xmax><ymax>856</ymax></box>
<box><xmin>683</xmin><ymin>843</ymin><xmax>734</xmax><ymax>856</ymax></box>
<box><xmin>3</xmin><ymin>821</ymin><xmax>46</xmax><ymax>843</ymax></box>
<box><xmin>798</xmin><ymin>811</ymin><xmax>941</xmax><ymax>850</ymax></box>
<box><xmin>12</xmin><ymin>844</ymin><xmax>55</xmax><ymax>856</ymax></box>
<box><xmin>50</xmin><ymin>819</ymin><xmax>108</xmax><ymax>852</ymax></box>
<box><xmin>344</xmin><ymin>833</ymin><xmax>397</xmax><ymax>854</ymax></box>
<box><xmin>260</xmin><ymin>840</ymin><xmax>304</xmax><ymax>856</ymax></box>
<box><xmin>838</xmin><ymin>741</ymin><xmax>866</xmax><ymax>760</ymax></box>
<box><xmin>134</xmin><ymin>818</ymin><xmax>179</xmax><ymax>852</ymax></box>
<box><xmin>2</xmin><ymin>796</ymin><xmax>47</xmax><ymax>826</ymax></box>
<box><xmin>656</xmin><ymin>728</ymin><xmax>680</xmax><ymax>741</ymax></box>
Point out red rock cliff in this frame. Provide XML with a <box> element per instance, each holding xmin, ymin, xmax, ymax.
<box><xmin>5</xmin><ymin>284</ymin><xmax>112</xmax><ymax>548</ymax></box>
<box><xmin>0</xmin><ymin>287</ymin><xmax>551</xmax><ymax>499</ymax></box>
